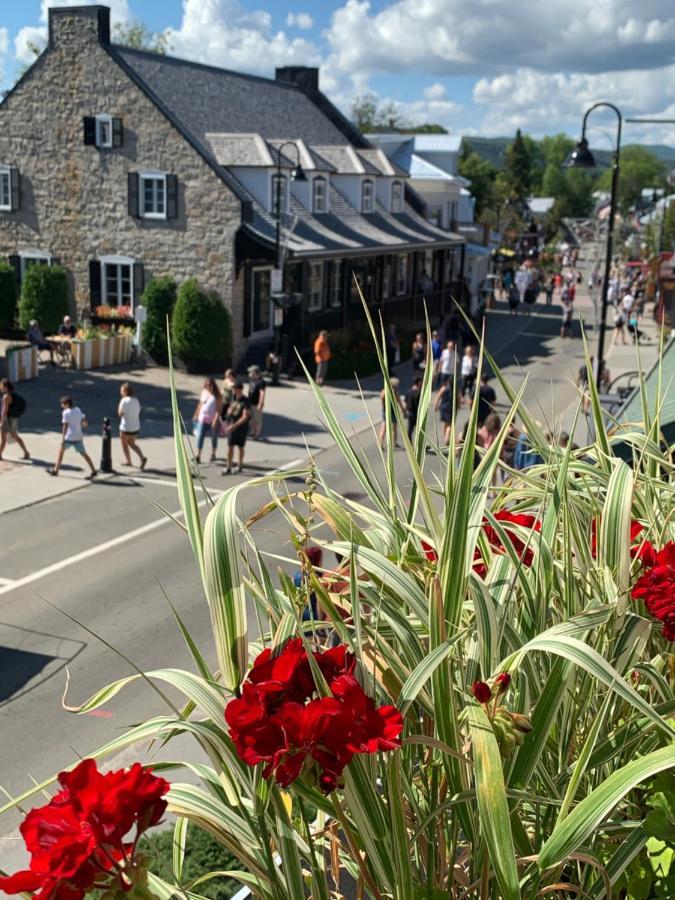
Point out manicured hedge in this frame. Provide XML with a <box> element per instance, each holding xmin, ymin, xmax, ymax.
<box><xmin>0</xmin><ymin>261</ymin><xmax>18</xmax><ymax>331</ymax></box>
<box><xmin>171</xmin><ymin>278</ymin><xmax>232</xmax><ymax>364</ymax></box>
<box><xmin>140</xmin><ymin>275</ymin><xmax>177</xmax><ymax>364</ymax></box>
<box><xmin>18</xmin><ymin>264</ymin><xmax>69</xmax><ymax>334</ymax></box>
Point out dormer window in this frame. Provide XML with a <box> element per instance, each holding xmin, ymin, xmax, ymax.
<box><xmin>391</xmin><ymin>180</ymin><xmax>404</xmax><ymax>213</ymax></box>
<box><xmin>83</xmin><ymin>116</ymin><xmax>123</xmax><ymax>148</ymax></box>
<box><xmin>271</xmin><ymin>174</ymin><xmax>288</xmax><ymax>216</ymax></box>
<box><xmin>96</xmin><ymin>115</ymin><xmax>112</xmax><ymax>148</ymax></box>
<box><xmin>313</xmin><ymin>176</ymin><xmax>328</xmax><ymax>214</ymax></box>
<box><xmin>0</xmin><ymin>166</ymin><xmax>11</xmax><ymax>211</ymax></box>
<box><xmin>361</xmin><ymin>179</ymin><xmax>375</xmax><ymax>214</ymax></box>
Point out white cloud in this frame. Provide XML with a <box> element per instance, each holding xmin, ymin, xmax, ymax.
<box><xmin>166</xmin><ymin>0</ymin><xmax>321</xmax><ymax>76</ymax></box>
<box><xmin>423</xmin><ymin>83</ymin><xmax>447</xmax><ymax>101</ymax></box>
<box><xmin>286</xmin><ymin>12</ymin><xmax>314</xmax><ymax>30</ymax></box>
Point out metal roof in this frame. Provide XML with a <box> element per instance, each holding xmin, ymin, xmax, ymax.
<box><xmin>615</xmin><ymin>339</ymin><xmax>675</xmax><ymax>445</ymax></box>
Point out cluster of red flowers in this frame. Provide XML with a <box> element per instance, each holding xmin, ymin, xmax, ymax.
<box><xmin>632</xmin><ymin>541</ymin><xmax>675</xmax><ymax>641</ymax></box>
<box><xmin>0</xmin><ymin>759</ymin><xmax>169</xmax><ymax>900</ymax></box>
<box><xmin>590</xmin><ymin>518</ymin><xmax>657</xmax><ymax>566</ymax></box>
<box><xmin>225</xmin><ymin>639</ymin><xmax>403</xmax><ymax>793</ymax></box>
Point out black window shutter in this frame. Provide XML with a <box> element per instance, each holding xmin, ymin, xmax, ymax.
<box><xmin>83</xmin><ymin>117</ymin><xmax>96</xmax><ymax>146</ymax></box>
<box><xmin>89</xmin><ymin>260</ymin><xmax>102</xmax><ymax>308</ymax></box>
<box><xmin>166</xmin><ymin>174</ymin><xmax>178</xmax><ymax>219</ymax></box>
<box><xmin>243</xmin><ymin>269</ymin><xmax>251</xmax><ymax>337</ymax></box>
<box><xmin>10</xmin><ymin>168</ymin><xmax>20</xmax><ymax>211</ymax></box>
<box><xmin>112</xmin><ymin>118</ymin><xmax>123</xmax><ymax>148</ymax></box>
<box><xmin>8</xmin><ymin>255</ymin><xmax>21</xmax><ymax>285</ymax></box>
<box><xmin>132</xmin><ymin>262</ymin><xmax>145</xmax><ymax>302</ymax></box>
<box><xmin>127</xmin><ymin>172</ymin><xmax>139</xmax><ymax>218</ymax></box>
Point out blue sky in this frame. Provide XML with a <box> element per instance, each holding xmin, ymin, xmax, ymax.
<box><xmin>3</xmin><ymin>0</ymin><xmax>675</xmax><ymax>144</ymax></box>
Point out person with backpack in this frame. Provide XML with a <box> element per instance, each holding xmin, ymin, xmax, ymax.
<box><xmin>0</xmin><ymin>378</ymin><xmax>30</xmax><ymax>461</ymax></box>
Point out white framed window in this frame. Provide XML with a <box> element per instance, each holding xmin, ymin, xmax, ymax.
<box><xmin>20</xmin><ymin>250</ymin><xmax>51</xmax><ymax>279</ymax></box>
<box><xmin>361</xmin><ymin>179</ymin><xmax>375</xmax><ymax>214</ymax></box>
<box><xmin>328</xmin><ymin>261</ymin><xmax>343</xmax><ymax>308</ymax></box>
<box><xmin>95</xmin><ymin>114</ymin><xmax>113</xmax><ymax>148</ymax></box>
<box><xmin>395</xmin><ymin>254</ymin><xmax>408</xmax><ymax>295</ymax></box>
<box><xmin>271</xmin><ymin>174</ymin><xmax>288</xmax><ymax>216</ymax></box>
<box><xmin>101</xmin><ymin>255</ymin><xmax>134</xmax><ymax>307</ymax></box>
<box><xmin>307</xmin><ymin>262</ymin><xmax>324</xmax><ymax>312</ymax></box>
<box><xmin>313</xmin><ymin>176</ymin><xmax>328</xmax><ymax>214</ymax></box>
<box><xmin>140</xmin><ymin>171</ymin><xmax>167</xmax><ymax>219</ymax></box>
<box><xmin>0</xmin><ymin>166</ymin><xmax>10</xmax><ymax>211</ymax></box>
<box><xmin>391</xmin><ymin>180</ymin><xmax>404</xmax><ymax>213</ymax></box>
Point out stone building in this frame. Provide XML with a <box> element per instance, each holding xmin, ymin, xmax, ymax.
<box><xmin>0</xmin><ymin>5</ymin><xmax>465</xmax><ymax>364</ymax></box>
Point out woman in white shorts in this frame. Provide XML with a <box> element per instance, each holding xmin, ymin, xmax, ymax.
<box><xmin>118</xmin><ymin>382</ymin><xmax>147</xmax><ymax>468</ymax></box>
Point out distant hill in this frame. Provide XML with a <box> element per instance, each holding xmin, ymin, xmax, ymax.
<box><xmin>462</xmin><ymin>136</ymin><xmax>675</xmax><ymax>170</ymax></box>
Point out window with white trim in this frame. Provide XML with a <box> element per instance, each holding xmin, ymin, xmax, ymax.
<box><xmin>328</xmin><ymin>262</ymin><xmax>343</xmax><ymax>308</ymax></box>
<box><xmin>0</xmin><ymin>166</ymin><xmax>10</xmax><ymax>211</ymax></box>
<box><xmin>101</xmin><ymin>257</ymin><xmax>133</xmax><ymax>307</ymax></box>
<box><xmin>361</xmin><ymin>179</ymin><xmax>375</xmax><ymax>213</ymax></box>
<box><xmin>395</xmin><ymin>254</ymin><xmax>408</xmax><ymax>295</ymax></box>
<box><xmin>95</xmin><ymin>114</ymin><xmax>112</xmax><ymax>148</ymax></box>
<box><xmin>313</xmin><ymin>176</ymin><xmax>328</xmax><ymax>214</ymax></box>
<box><xmin>391</xmin><ymin>180</ymin><xmax>404</xmax><ymax>213</ymax></box>
<box><xmin>307</xmin><ymin>262</ymin><xmax>324</xmax><ymax>312</ymax></box>
<box><xmin>140</xmin><ymin>172</ymin><xmax>166</xmax><ymax>219</ymax></box>
<box><xmin>20</xmin><ymin>250</ymin><xmax>51</xmax><ymax>279</ymax></box>
<box><xmin>271</xmin><ymin>174</ymin><xmax>287</xmax><ymax>216</ymax></box>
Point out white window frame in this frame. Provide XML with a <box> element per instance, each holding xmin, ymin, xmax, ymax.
<box><xmin>140</xmin><ymin>171</ymin><xmax>167</xmax><ymax>220</ymax></box>
<box><xmin>312</xmin><ymin>176</ymin><xmax>328</xmax><ymax>214</ymax></box>
<box><xmin>361</xmin><ymin>179</ymin><xmax>375</xmax><ymax>214</ymax></box>
<box><xmin>395</xmin><ymin>254</ymin><xmax>408</xmax><ymax>296</ymax></box>
<box><xmin>0</xmin><ymin>165</ymin><xmax>10</xmax><ymax>211</ymax></box>
<box><xmin>391</xmin><ymin>180</ymin><xmax>404</xmax><ymax>214</ymax></box>
<box><xmin>100</xmin><ymin>254</ymin><xmax>135</xmax><ymax>309</ymax></box>
<box><xmin>328</xmin><ymin>261</ymin><xmax>343</xmax><ymax>308</ymax></box>
<box><xmin>19</xmin><ymin>249</ymin><xmax>51</xmax><ymax>279</ymax></box>
<box><xmin>95</xmin><ymin>114</ymin><xmax>113</xmax><ymax>149</ymax></box>
<box><xmin>307</xmin><ymin>262</ymin><xmax>324</xmax><ymax>312</ymax></box>
<box><xmin>271</xmin><ymin>173</ymin><xmax>288</xmax><ymax>216</ymax></box>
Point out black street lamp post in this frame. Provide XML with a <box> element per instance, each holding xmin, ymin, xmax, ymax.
<box><xmin>566</xmin><ymin>102</ymin><xmax>622</xmax><ymax>393</ymax></box>
<box><xmin>271</xmin><ymin>142</ymin><xmax>306</xmax><ymax>384</ymax></box>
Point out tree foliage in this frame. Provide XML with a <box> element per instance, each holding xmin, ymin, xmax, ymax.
<box><xmin>0</xmin><ymin>262</ymin><xmax>18</xmax><ymax>332</ymax></box>
<box><xmin>503</xmin><ymin>128</ymin><xmax>542</xmax><ymax>199</ymax></box>
<box><xmin>350</xmin><ymin>93</ymin><xmax>447</xmax><ymax>134</ymax></box>
<box><xmin>18</xmin><ymin>265</ymin><xmax>69</xmax><ymax>333</ymax></box>
<box><xmin>111</xmin><ymin>22</ymin><xmax>171</xmax><ymax>54</ymax></box>
<box><xmin>171</xmin><ymin>279</ymin><xmax>232</xmax><ymax>363</ymax></box>
<box><xmin>597</xmin><ymin>146</ymin><xmax>666</xmax><ymax>213</ymax></box>
<box><xmin>140</xmin><ymin>275</ymin><xmax>177</xmax><ymax>364</ymax></box>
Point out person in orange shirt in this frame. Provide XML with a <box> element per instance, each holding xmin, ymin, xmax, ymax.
<box><xmin>313</xmin><ymin>329</ymin><xmax>331</xmax><ymax>385</ymax></box>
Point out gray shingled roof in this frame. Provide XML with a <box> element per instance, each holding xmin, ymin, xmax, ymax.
<box><xmin>115</xmin><ymin>46</ymin><xmax>349</xmax><ymax>158</ymax></box>
<box><xmin>204</xmin><ymin>133</ymin><xmax>272</xmax><ymax>166</ymax></box>
<box><xmin>311</xmin><ymin>145</ymin><xmax>380</xmax><ymax>175</ymax></box>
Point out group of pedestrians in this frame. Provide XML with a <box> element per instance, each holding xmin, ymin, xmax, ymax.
<box><xmin>608</xmin><ymin>271</ymin><xmax>647</xmax><ymax>346</ymax></box>
<box><xmin>192</xmin><ymin>365</ymin><xmax>266</xmax><ymax>474</ymax></box>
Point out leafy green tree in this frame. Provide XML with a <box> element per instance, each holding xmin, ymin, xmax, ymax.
<box><xmin>504</xmin><ymin>129</ymin><xmax>540</xmax><ymax>198</ymax></box>
<box><xmin>0</xmin><ymin>262</ymin><xmax>18</xmax><ymax>331</ymax></box>
<box><xmin>351</xmin><ymin>94</ymin><xmax>379</xmax><ymax>132</ymax></box>
<box><xmin>140</xmin><ymin>275</ymin><xmax>177</xmax><ymax>364</ymax></box>
<box><xmin>171</xmin><ymin>279</ymin><xmax>232</xmax><ymax>363</ymax></box>
<box><xmin>112</xmin><ymin>22</ymin><xmax>171</xmax><ymax>54</ymax></box>
<box><xmin>18</xmin><ymin>265</ymin><xmax>69</xmax><ymax>333</ymax></box>
<box><xmin>597</xmin><ymin>146</ymin><xmax>665</xmax><ymax>213</ymax></box>
<box><xmin>458</xmin><ymin>150</ymin><xmax>498</xmax><ymax>216</ymax></box>
<box><xmin>350</xmin><ymin>93</ymin><xmax>446</xmax><ymax>134</ymax></box>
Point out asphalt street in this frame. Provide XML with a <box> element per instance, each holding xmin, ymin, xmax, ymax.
<box><xmin>0</xmin><ymin>301</ymin><xmax>595</xmax><ymax>867</ymax></box>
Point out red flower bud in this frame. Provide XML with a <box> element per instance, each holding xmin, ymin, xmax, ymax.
<box><xmin>494</xmin><ymin>672</ymin><xmax>511</xmax><ymax>694</ymax></box>
<box><xmin>471</xmin><ymin>680</ymin><xmax>492</xmax><ymax>704</ymax></box>
<box><xmin>421</xmin><ymin>540</ymin><xmax>438</xmax><ymax>562</ymax></box>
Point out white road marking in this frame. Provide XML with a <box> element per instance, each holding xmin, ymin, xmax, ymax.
<box><xmin>0</xmin><ymin>499</ymin><xmax>211</xmax><ymax>598</ymax></box>
<box><xmin>0</xmin><ymin>577</ymin><xmax>15</xmax><ymax>586</ymax></box>
<box><xmin>273</xmin><ymin>458</ymin><xmax>305</xmax><ymax>472</ymax></box>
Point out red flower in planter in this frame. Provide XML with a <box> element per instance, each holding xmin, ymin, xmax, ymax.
<box><xmin>0</xmin><ymin>759</ymin><xmax>169</xmax><ymax>900</ymax></box>
<box><xmin>590</xmin><ymin>518</ymin><xmax>657</xmax><ymax>567</ymax></box>
<box><xmin>226</xmin><ymin>640</ymin><xmax>402</xmax><ymax>793</ymax></box>
<box><xmin>493</xmin><ymin>672</ymin><xmax>511</xmax><ymax>694</ymax></box>
<box><xmin>471</xmin><ymin>681</ymin><xmax>492</xmax><ymax>704</ymax></box>
<box><xmin>473</xmin><ymin>509</ymin><xmax>541</xmax><ymax>578</ymax></box>
<box><xmin>632</xmin><ymin>541</ymin><xmax>675</xmax><ymax>641</ymax></box>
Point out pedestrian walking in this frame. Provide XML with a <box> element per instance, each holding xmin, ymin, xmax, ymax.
<box><xmin>460</xmin><ymin>345</ymin><xmax>477</xmax><ymax>405</ymax></box>
<box><xmin>545</xmin><ymin>276</ymin><xmax>555</xmax><ymax>305</ymax></box>
<box><xmin>313</xmin><ymin>330</ymin><xmax>331</xmax><ymax>385</ymax></box>
<box><xmin>378</xmin><ymin>377</ymin><xmax>405</xmax><ymax>449</ymax></box>
<box><xmin>193</xmin><ymin>378</ymin><xmax>222</xmax><ymax>464</ymax></box>
<box><xmin>560</xmin><ymin>286</ymin><xmax>573</xmax><ymax>338</ymax></box>
<box><xmin>47</xmin><ymin>395</ymin><xmax>97</xmax><ymax>479</ymax></box>
<box><xmin>508</xmin><ymin>284</ymin><xmax>520</xmax><ymax>314</ymax></box>
<box><xmin>247</xmin><ymin>365</ymin><xmax>266</xmax><ymax>439</ymax></box>
<box><xmin>0</xmin><ymin>378</ymin><xmax>30</xmax><ymax>462</ymax></box>
<box><xmin>439</xmin><ymin>340</ymin><xmax>457</xmax><ymax>387</ymax></box>
<box><xmin>411</xmin><ymin>332</ymin><xmax>426</xmax><ymax>372</ymax></box>
<box><xmin>117</xmin><ymin>382</ymin><xmax>147</xmax><ymax>469</ymax></box>
<box><xmin>434</xmin><ymin>377</ymin><xmax>456</xmax><ymax>445</ymax></box>
<box><xmin>431</xmin><ymin>329</ymin><xmax>442</xmax><ymax>387</ymax></box>
<box><xmin>404</xmin><ymin>375</ymin><xmax>423</xmax><ymax>442</ymax></box>
<box><xmin>385</xmin><ymin>323</ymin><xmax>400</xmax><ymax>374</ymax></box>
<box><xmin>474</xmin><ymin>373</ymin><xmax>496</xmax><ymax>426</ymax></box>
<box><xmin>222</xmin><ymin>368</ymin><xmax>237</xmax><ymax>408</ymax></box>
<box><xmin>223</xmin><ymin>381</ymin><xmax>251</xmax><ymax>474</ymax></box>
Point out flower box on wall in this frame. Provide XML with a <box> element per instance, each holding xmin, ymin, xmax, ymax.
<box><xmin>71</xmin><ymin>334</ymin><xmax>133</xmax><ymax>370</ymax></box>
<box><xmin>5</xmin><ymin>344</ymin><xmax>38</xmax><ymax>382</ymax></box>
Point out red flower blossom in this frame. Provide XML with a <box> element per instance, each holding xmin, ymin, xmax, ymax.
<box><xmin>0</xmin><ymin>759</ymin><xmax>169</xmax><ymax>900</ymax></box>
<box><xmin>493</xmin><ymin>672</ymin><xmax>511</xmax><ymax>694</ymax></box>
<box><xmin>632</xmin><ymin>541</ymin><xmax>675</xmax><ymax>641</ymax></box>
<box><xmin>471</xmin><ymin>681</ymin><xmax>492</xmax><ymax>704</ymax></box>
<box><xmin>590</xmin><ymin>518</ymin><xmax>656</xmax><ymax>567</ymax></box>
<box><xmin>226</xmin><ymin>640</ymin><xmax>402</xmax><ymax>792</ymax></box>
<box><xmin>421</xmin><ymin>540</ymin><xmax>438</xmax><ymax>562</ymax></box>
<box><xmin>473</xmin><ymin>509</ymin><xmax>541</xmax><ymax>578</ymax></box>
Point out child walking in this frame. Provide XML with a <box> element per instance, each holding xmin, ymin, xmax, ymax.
<box><xmin>47</xmin><ymin>395</ymin><xmax>97</xmax><ymax>479</ymax></box>
<box><xmin>460</xmin><ymin>346</ymin><xmax>477</xmax><ymax>405</ymax></box>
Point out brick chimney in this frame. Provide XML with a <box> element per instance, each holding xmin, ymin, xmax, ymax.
<box><xmin>48</xmin><ymin>5</ymin><xmax>111</xmax><ymax>49</ymax></box>
<box><xmin>275</xmin><ymin>67</ymin><xmax>319</xmax><ymax>94</ymax></box>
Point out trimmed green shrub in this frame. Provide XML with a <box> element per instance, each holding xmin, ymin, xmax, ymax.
<box><xmin>171</xmin><ymin>279</ymin><xmax>232</xmax><ymax>363</ymax></box>
<box><xmin>140</xmin><ymin>275</ymin><xmax>177</xmax><ymax>364</ymax></box>
<box><xmin>0</xmin><ymin>262</ymin><xmax>18</xmax><ymax>332</ymax></box>
<box><xmin>18</xmin><ymin>264</ymin><xmax>69</xmax><ymax>334</ymax></box>
<box><xmin>141</xmin><ymin>826</ymin><xmax>239</xmax><ymax>899</ymax></box>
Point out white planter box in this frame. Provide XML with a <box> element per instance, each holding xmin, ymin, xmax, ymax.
<box><xmin>6</xmin><ymin>346</ymin><xmax>39</xmax><ymax>382</ymax></box>
<box><xmin>71</xmin><ymin>334</ymin><xmax>133</xmax><ymax>370</ymax></box>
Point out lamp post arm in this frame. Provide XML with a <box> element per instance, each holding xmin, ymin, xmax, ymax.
<box><xmin>274</xmin><ymin>140</ymin><xmax>302</xmax><ymax>270</ymax></box>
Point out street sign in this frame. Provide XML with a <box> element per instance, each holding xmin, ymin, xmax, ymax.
<box><xmin>271</xmin><ymin>268</ymin><xmax>283</xmax><ymax>295</ymax></box>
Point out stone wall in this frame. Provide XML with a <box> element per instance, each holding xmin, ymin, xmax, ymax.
<box><xmin>0</xmin><ymin>7</ymin><xmax>246</xmax><ymax>361</ymax></box>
